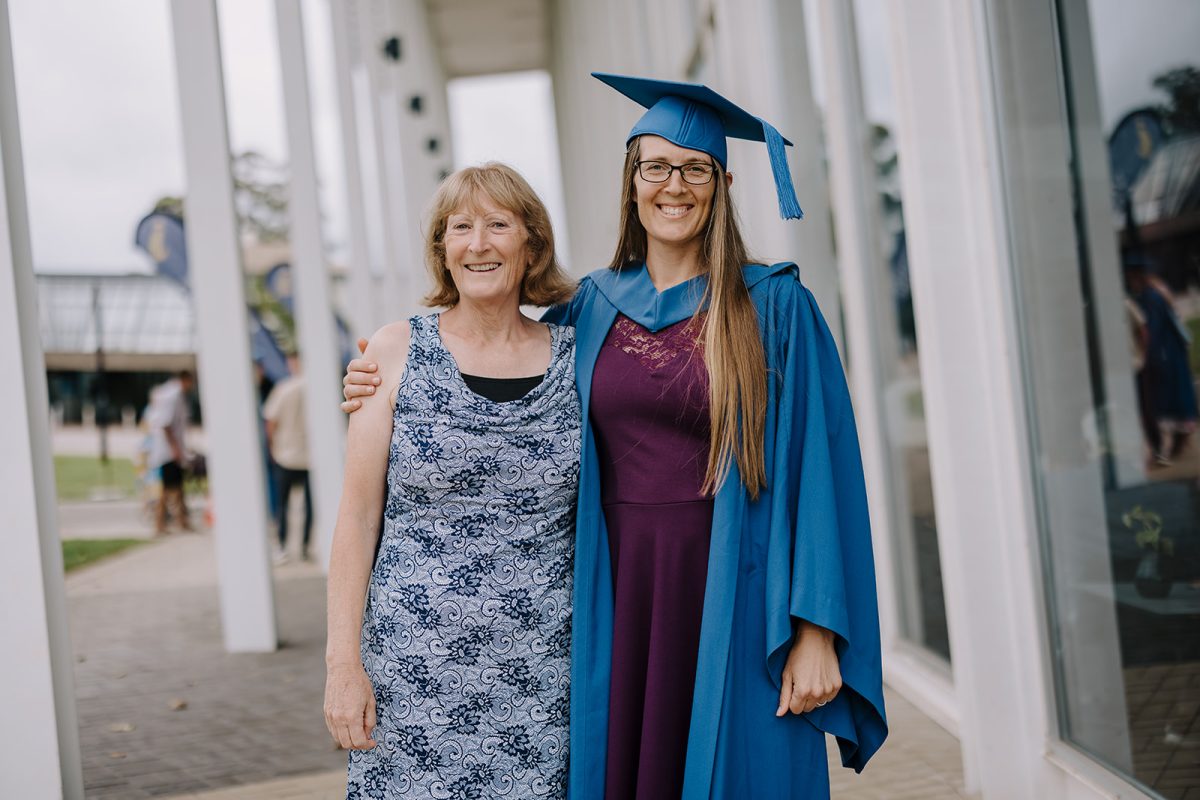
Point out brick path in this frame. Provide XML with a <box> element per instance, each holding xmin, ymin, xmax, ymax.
<box><xmin>161</xmin><ymin>685</ymin><xmax>973</xmax><ymax>800</ymax></box>
<box><xmin>70</xmin><ymin>536</ymin><xmax>341</xmax><ymax>798</ymax></box>
<box><xmin>67</xmin><ymin>528</ymin><xmax>971</xmax><ymax>799</ymax></box>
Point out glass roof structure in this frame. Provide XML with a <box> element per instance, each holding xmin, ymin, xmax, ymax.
<box><xmin>37</xmin><ymin>273</ymin><xmax>195</xmax><ymax>370</ymax></box>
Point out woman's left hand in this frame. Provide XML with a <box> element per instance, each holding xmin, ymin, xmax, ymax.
<box><xmin>776</xmin><ymin>620</ymin><xmax>842</xmax><ymax>717</ymax></box>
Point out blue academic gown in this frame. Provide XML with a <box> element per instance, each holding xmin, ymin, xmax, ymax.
<box><xmin>544</xmin><ymin>262</ymin><xmax>888</xmax><ymax>800</ymax></box>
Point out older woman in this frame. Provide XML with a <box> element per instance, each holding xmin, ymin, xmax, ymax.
<box><xmin>324</xmin><ymin>162</ymin><xmax>580</xmax><ymax>799</ymax></box>
<box><xmin>345</xmin><ymin>76</ymin><xmax>887</xmax><ymax>800</ymax></box>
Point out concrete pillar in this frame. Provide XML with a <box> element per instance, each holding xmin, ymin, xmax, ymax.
<box><xmin>335</xmin><ymin>0</ymin><xmax>395</xmax><ymax>329</ymax></box>
<box><xmin>548</xmin><ymin>0</ymin><xmax>647</xmax><ymax>273</ymax></box>
<box><xmin>812</xmin><ymin>0</ymin><xmax>903</xmax><ymax>652</ymax></box>
<box><xmin>168</xmin><ymin>0</ymin><xmax>277</xmax><ymax>652</ymax></box>
<box><xmin>813</xmin><ymin>0</ymin><xmax>963</xmax><ymax>739</ymax></box>
<box><xmin>711</xmin><ymin>0</ymin><xmax>844</xmax><ymax>352</ymax></box>
<box><xmin>881</xmin><ymin>1</ymin><xmax>1059</xmax><ymax>794</ymax></box>
<box><xmin>328</xmin><ymin>0</ymin><xmax>380</xmax><ymax>339</ymax></box>
<box><xmin>274</xmin><ymin>0</ymin><xmax>348</xmax><ymax>570</ymax></box>
<box><xmin>354</xmin><ymin>0</ymin><xmax>411</xmax><ymax>314</ymax></box>
<box><xmin>378</xmin><ymin>0</ymin><xmax>450</xmax><ymax>312</ymax></box>
<box><xmin>0</xmin><ymin>2</ymin><xmax>84</xmax><ymax>794</ymax></box>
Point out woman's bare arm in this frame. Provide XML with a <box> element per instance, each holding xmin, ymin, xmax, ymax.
<box><xmin>323</xmin><ymin>321</ymin><xmax>409</xmax><ymax>749</ymax></box>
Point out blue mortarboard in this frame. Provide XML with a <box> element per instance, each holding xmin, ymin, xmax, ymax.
<box><xmin>592</xmin><ymin>72</ymin><xmax>803</xmax><ymax>220</ymax></box>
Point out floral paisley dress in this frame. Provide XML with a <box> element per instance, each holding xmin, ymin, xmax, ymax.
<box><xmin>347</xmin><ymin>314</ymin><xmax>580</xmax><ymax>799</ymax></box>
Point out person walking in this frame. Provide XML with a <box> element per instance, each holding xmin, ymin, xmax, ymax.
<box><xmin>263</xmin><ymin>353</ymin><xmax>313</xmax><ymax>562</ymax></box>
<box><xmin>146</xmin><ymin>369</ymin><xmax>195</xmax><ymax>535</ymax></box>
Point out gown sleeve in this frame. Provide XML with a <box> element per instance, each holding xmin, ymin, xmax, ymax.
<box><xmin>762</xmin><ymin>275</ymin><xmax>888</xmax><ymax>772</ymax></box>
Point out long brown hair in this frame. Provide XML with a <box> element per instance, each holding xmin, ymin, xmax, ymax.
<box><xmin>609</xmin><ymin>139</ymin><xmax>768</xmax><ymax>498</ymax></box>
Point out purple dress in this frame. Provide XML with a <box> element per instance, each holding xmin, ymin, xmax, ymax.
<box><xmin>589</xmin><ymin>314</ymin><xmax>714</xmax><ymax>800</ymax></box>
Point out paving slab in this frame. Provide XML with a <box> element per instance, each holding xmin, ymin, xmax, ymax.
<box><xmin>67</xmin><ymin>510</ymin><xmax>970</xmax><ymax>799</ymax></box>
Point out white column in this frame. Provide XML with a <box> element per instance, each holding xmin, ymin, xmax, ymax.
<box><xmin>356</xmin><ymin>0</ymin><xmax>411</xmax><ymax>314</ymax></box>
<box><xmin>0</xmin><ymin>2</ymin><xmax>84</xmax><ymax>795</ymax></box>
<box><xmin>274</xmin><ymin>0</ymin><xmax>348</xmax><ymax>569</ymax></box>
<box><xmin>882</xmin><ymin>1</ymin><xmax>1053</xmax><ymax>796</ymax></box>
<box><xmin>549</xmin><ymin>0</ymin><xmax>647</xmax><ymax>273</ymax></box>
<box><xmin>169</xmin><ymin>0</ymin><xmax>277</xmax><ymax>652</ymax></box>
<box><xmin>328</xmin><ymin>0</ymin><xmax>378</xmax><ymax>338</ymax></box>
<box><xmin>380</xmin><ymin>0</ymin><xmax>447</xmax><ymax>311</ymax></box>
<box><xmin>812</xmin><ymin>0</ymin><xmax>962</xmax><ymax>730</ymax></box>
<box><xmin>341</xmin><ymin>0</ymin><xmax>397</xmax><ymax>327</ymax></box>
<box><xmin>711</xmin><ymin>0</ymin><xmax>844</xmax><ymax>353</ymax></box>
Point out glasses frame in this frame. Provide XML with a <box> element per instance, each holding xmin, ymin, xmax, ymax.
<box><xmin>634</xmin><ymin>159</ymin><xmax>717</xmax><ymax>185</ymax></box>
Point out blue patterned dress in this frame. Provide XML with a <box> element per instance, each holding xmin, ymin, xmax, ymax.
<box><xmin>348</xmin><ymin>314</ymin><xmax>580</xmax><ymax>799</ymax></box>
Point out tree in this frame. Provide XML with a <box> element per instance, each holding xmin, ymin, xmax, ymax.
<box><xmin>231</xmin><ymin>150</ymin><xmax>290</xmax><ymax>244</ymax></box>
<box><xmin>146</xmin><ymin>150</ymin><xmax>290</xmax><ymax>244</ymax></box>
<box><xmin>1153</xmin><ymin>65</ymin><xmax>1200</xmax><ymax>135</ymax></box>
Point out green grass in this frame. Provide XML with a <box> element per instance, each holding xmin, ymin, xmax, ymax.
<box><xmin>54</xmin><ymin>455</ymin><xmax>137</xmax><ymax>501</ymax></box>
<box><xmin>62</xmin><ymin>538</ymin><xmax>145</xmax><ymax>572</ymax></box>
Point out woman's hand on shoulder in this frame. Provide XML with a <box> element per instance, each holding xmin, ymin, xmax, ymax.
<box><xmin>341</xmin><ymin>321</ymin><xmax>410</xmax><ymax>413</ymax></box>
<box><xmin>776</xmin><ymin>620</ymin><xmax>842</xmax><ymax>717</ymax></box>
<box><xmin>323</xmin><ymin>661</ymin><xmax>377</xmax><ymax>750</ymax></box>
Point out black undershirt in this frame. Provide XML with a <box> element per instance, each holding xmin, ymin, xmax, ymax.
<box><xmin>460</xmin><ymin>372</ymin><xmax>544</xmax><ymax>403</ymax></box>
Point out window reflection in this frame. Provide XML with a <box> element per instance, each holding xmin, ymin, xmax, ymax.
<box><xmin>853</xmin><ymin>0</ymin><xmax>950</xmax><ymax>663</ymax></box>
<box><xmin>1042</xmin><ymin>2</ymin><xmax>1200</xmax><ymax>796</ymax></box>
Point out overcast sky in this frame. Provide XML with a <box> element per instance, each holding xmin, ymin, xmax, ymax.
<box><xmin>7</xmin><ymin>0</ymin><xmax>1198</xmax><ymax>274</ymax></box>
<box><xmin>8</xmin><ymin>0</ymin><xmax>564</xmax><ymax>274</ymax></box>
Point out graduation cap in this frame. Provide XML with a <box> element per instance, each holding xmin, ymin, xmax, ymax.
<box><xmin>592</xmin><ymin>72</ymin><xmax>803</xmax><ymax>220</ymax></box>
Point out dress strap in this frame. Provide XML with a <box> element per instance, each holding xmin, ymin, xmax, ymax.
<box><xmin>399</xmin><ymin>314</ymin><xmax>438</xmax><ymax>381</ymax></box>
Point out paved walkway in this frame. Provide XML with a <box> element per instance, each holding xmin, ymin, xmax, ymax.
<box><xmin>63</xmin><ymin>502</ymin><xmax>971</xmax><ymax>799</ymax></box>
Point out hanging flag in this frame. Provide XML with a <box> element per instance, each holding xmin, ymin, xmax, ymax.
<box><xmin>249</xmin><ymin>307</ymin><xmax>290</xmax><ymax>383</ymax></box>
<box><xmin>134</xmin><ymin>212</ymin><xmax>189</xmax><ymax>289</ymax></box>
<box><xmin>263</xmin><ymin>261</ymin><xmax>358</xmax><ymax>370</ymax></box>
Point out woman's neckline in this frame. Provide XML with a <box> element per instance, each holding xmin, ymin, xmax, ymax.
<box><xmin>459</xmin><ymin>372</ymin><xmax>546</xmax><ymax>382</ymax></box>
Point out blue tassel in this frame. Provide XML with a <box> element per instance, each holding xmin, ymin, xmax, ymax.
<box><xmin>762</xmin><ymin>119</ymin><xmax>804</xmax><ymax>220</ymax></box>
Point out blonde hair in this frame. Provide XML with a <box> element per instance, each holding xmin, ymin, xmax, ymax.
<box><xmin>424</xmin><ymin>162</ymin><xmax>575</xmax><ymax>308</ymax></box>
<box><xmin>610</xmin><ymin>139</ymin><xmax>768</xmax><ymax>499</ymax></box>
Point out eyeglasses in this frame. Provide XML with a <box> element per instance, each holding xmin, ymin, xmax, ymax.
<box><xmin>635</xmin><ymin>160</ymin><xmax>716</xmax><ymax>185</ymax></box>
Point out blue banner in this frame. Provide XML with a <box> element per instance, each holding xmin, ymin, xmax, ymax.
<box><xmin>262</xmin><ymin>261</ymin><xmax>357</xmax><ymax>369</ymax></box>
<box><xmin>1109</xmin><ymin>108</ymin><xmax>1167</xmax><ymax>207</ymax></box>
<box><xmin>134</xmin><ymin>212</ymin><xmax>189</xmax><ymax>289</ymax></box>
<box><xmin>249</xmin><ymin>307</ymin><xmax>291</xmax><ymax>383</ymax></box>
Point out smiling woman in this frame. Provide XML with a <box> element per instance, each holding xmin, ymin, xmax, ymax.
<box><xmin>323</xmin><ymin>162</ymin><xmax>581</xmax><ymax>799</ymax></box>
<box><xmin>423</xmin><ymin>163</ymin><xmax>574</xmax><ymax>310</ymax></box>
<box><xmin>631</xmin><ymin>136</ymin><xmax>725</xmax><ymax>253</ymax></box>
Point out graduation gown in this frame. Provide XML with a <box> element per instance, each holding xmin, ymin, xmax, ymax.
<box><xmin>543</xmin><ymin>261</ymin><xmax>887</xmax><ymax>800</ymax></box>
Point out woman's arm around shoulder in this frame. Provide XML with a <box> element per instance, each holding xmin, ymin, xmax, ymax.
<box><xmin>340</xmin><ymin>319</ymin><xmax>412</xmax><ymax>412</ymax></box>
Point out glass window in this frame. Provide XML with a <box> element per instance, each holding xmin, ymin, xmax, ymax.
<box><xmin>849</xmin><ymin>0</ymin><xmax>951</xmax><ymax>663</ymax></box>
<box><xmin>1008</xmin><ymin>1</ymin><xmax>1200</xmax><ymax>796</ymax></box>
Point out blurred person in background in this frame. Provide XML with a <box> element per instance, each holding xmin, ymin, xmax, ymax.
<box><xmin>342</xmin><ymin>75</ymin><xmax>886</xmax><ymax>800</ymax></box>
<box><xmin>146</xmin><ymin>369</ymin><xmax>195</xmax><ymax>535</ymax></box>
<box><xmin>263</xmin><ymin>352</ymin><xmax>312</xmax><ymax>563</ymax></box>
<box><xmin>1125</xmin><ymin>256</ymin><xmax>1198</xmax><ymax>466</ymax></box>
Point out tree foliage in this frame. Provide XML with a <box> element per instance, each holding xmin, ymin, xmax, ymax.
<box><xmin>147</xmin><ymin>150</ymin><xmax>290</xmax><ymax>244</ymax></box>
<box><xmin>1153</xmin><ymin>65</ymin><xmax>1200</xmax><ymax>135</ymax></box>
